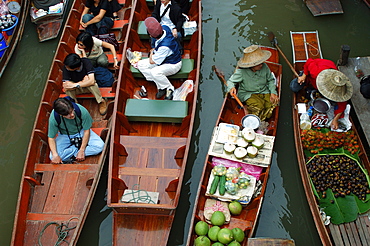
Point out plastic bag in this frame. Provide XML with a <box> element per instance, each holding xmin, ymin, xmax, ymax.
<box><xmin>328</xmin><ymin>104</ymin><xmax>352</xmax><ymax>132</ymax></box>
<box><xmin>126</xmin><ymin>48</ymin><xmax>142</xmax><ymax>68</ymax></box>
<box><xmin>182</xmin><ymin>14</ymin><xmax>197</xmax><ymax>36</ymax></box>
<box><xmin>173</xmin><ymin>80</ymin><xmax>193</xmax><ymax>101</ymax></box>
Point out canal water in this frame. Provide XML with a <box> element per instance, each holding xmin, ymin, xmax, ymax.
<box><xmin>1</xmin><ymin>0</ymin><xmax>370</xmax><ymax>245</ymax></box>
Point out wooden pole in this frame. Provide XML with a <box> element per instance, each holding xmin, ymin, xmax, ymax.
<box><xmin>338</xmin><ymin>45</ymin><xmax>350</xmax><ymax>66</ymax></box>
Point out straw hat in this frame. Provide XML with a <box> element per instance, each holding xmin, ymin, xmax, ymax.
<box><xmin>237</xmin><ymin>45</ymin><xmax>271</xmax><ymax>68</ymax></box>
<box><xmin>316</xmin><ymin>69</ymin><xmax>353</xmax><ymax>102</ymax></box>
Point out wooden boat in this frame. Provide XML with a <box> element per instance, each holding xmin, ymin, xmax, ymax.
<box><xmin>10</xmin><ymin>0</ymin><xmax>132</xmax><ymax>244</ymax></box>
<box><xmin>30</xmin><ymin>0</ymin><xmax>71</xmax><ymax>42</ymax></box>
<box><xmin>248</xmin><ymin>238</ymin><xmax>295</xmax><ymax>246</ymax></box>
<box><xmin>106</xmin><ymin>0</ymin><xmax>201</xmax><ymax>244</ymax></box>
<box><xmin>0</xmin><ymin>0</ymin><xmax>29</xmax><ymax>77</ymax></box>
<box><xmin>363</xmin><ymin>0</ymin><xmax>370</xmax><ymax>8</ymax></box>
<box><xmin>291</xmin><ymin>31</ymin><xmax>370</xmax><ymax>246</ymax></box>
<box><xmin>304</xmin><ymin>0</ymin><xmax>343</xmax><ymax>16</ymax></box>
<box><xmin>186</xmin><ymin>46</ymin><xmax>282</xmax><ymax>246</ymax></box>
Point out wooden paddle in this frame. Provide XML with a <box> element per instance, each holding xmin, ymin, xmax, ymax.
<box><xmin>268</xmin><ymin>31</ymin><xmax>300</xmax><ymax>77</ymax></box>
<box><xmin>213</xmin><ymin>65</ymin><xmax>248</xmax><ymax>114</ymax></box>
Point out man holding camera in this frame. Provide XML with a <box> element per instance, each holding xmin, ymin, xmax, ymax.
<box><xmin>48</xmin><ymin>97</ymin><xmax>104</xmax><ymax>164</ymax></box>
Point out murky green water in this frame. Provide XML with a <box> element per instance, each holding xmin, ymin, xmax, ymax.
<box><xmin>1</xmin><ymin>0</ymin><xmax>370</xmax><ymax>245</ymax></box>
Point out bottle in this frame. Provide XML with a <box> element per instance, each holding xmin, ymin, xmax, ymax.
<box><xmin>307</xmin><ymin>106</ymin><xmax>314</xmax><ymax>117</ymax></box>
<box><xmin>354</xmin><ymin>57</ymin><xmax>364</xmax><ymax>78</ymax></box>
<box><xmin>300</xmin><ymin>113</ymin><xmax>311</xmax><ymax>130</ymax></box>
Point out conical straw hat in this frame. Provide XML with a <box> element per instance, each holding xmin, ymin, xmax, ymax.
<box><xmin>316</xmin><ymin>69</ymin><xmax>353</xmax><ymax>102</ymax></box>
<box><xmin>237</xmin><ymin>45</ymin><xmax>271</xmax><ymax>68</ymax></box>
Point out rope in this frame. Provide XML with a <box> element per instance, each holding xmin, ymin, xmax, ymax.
<box><xmin>38</xmin><ymin>217</ymin><xmax>79</xmax><ymax>246</ymax></box>
<box><xmin>305</xmin><ymin>41</ymin><xmax>320</xmax><ymax>57</ymax></box>
<box><xmin>122</xmin><ymin>184</ymin><xmax>156</xmax><ymax>204</ymax></box>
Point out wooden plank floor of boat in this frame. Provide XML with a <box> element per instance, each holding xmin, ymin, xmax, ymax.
<box><xmin>305</xmin><ymin>0</ymin><xmax>343</xmax><ymax>16</ymax></box>
<box><xmin>25</xmin><ymin>162</ymin><xmax>99</xmax><ymax>244</ymax></box>
<box><xmin>338</xmin><ymin>57</ymin><xmax>370</xmax><ymax>147</ymax></box>
<box><xmin>248</xmin><ymin>238</ymin><xmax>295</xmax><ymax>246</ymax></box>
<box><xmin>328</xmin><ymin>213</ymin><xmax>370</xmax><ymax>246</ymax></box>
<box><xmin>290</xmin><ymin>31</ymin><xmax>322</xmax><ymax>64</ymax></box>
<box><xmin>113</xmin><ymin>213</ymin><xmax>173</xmax><ymax>245</ymax></box>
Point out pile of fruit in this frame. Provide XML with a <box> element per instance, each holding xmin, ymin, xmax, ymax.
<box><xmin>307</xmin><ymin>154</ymin><xmax>370</xmax><ymax>200</ymax></box>
<box><xmin>194</xmin><ymin>201</ymin><xmax>245</xmax><ymax>246</ymax></box>
<box><xmin>301</xmin><ymin>129</ymin><xmax>359</xmax><ymax>155</ymax></box>
<box><xmin>209</xmin><ymin>165</ymin><xmax>251</xmax><ymax>196</ymax></box>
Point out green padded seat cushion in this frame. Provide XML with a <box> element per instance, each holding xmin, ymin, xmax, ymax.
<box><xmin>131</xmin><ymin>58</ymin><xmax>194</xmax><ymax>79</ymax></box>
<box><xmin>125</xmin><ymin>99</ymin><xmax>188</xmax><ymax>123</ymax></box>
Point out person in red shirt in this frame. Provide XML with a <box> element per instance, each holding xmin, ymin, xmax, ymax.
<box><xmin>290</xmin><ymin>58</ymin><xmax>353</xmax><ymax>130</ymax></box>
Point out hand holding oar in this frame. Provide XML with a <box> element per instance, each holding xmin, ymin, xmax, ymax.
<box><xmin>268</xmin><ymin>31</ymin><xmax>300</xmax><ymax>77</ymax></box>
<box><xmin>213</xmin><ymin>65</ymin><xmax>248</xmax><ymax>114</ymax></box>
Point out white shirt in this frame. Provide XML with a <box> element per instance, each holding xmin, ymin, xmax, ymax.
<box><xmin>160</xmin><ymin>1</ymin><xmax>176</xmax><ymax>30</ymax></box>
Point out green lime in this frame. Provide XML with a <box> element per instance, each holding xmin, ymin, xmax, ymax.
<box><xmin>228</xmin><ymin>201</ymin><xmax>243</xmax><ymax>215</ymax></box>
<box><xmin>217</xmin><ymin>228</ymin><xmax>234</xmax><ymax>244</ymax></box>
<box><xmin>195</xmin><ymin>221</ymin><xmax>209</xmax><ymax>236</ymax></box>
<box><xmin>231</xmin><ymin>227</ymin><xmax>245</xmax><ymax>242</ymax></box>
<box><xmin>208</xmin><ymin>226</ymin><xmax>220</xmax><ymax>241</ymax></box>
<box><xmin>210</xmin><ymin>211</ymin><xmax>226</xmax><ymax>226</ymax></box>
<box><xmin>194</xmin><ymin>236</ymin><xmax>211</xmax><ymax>246</ymax></box>
<box><xmin>228</xmin><ymin>241</ymin><xmax>241</xmax><ymax>246</ymax></box>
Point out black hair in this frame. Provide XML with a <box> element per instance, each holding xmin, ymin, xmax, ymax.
<box><xmin>64</xmin><ymin>53</ymin><xmax>82</xmax><ymax>69</ymax></box>
<box><xmin>53</xmin><ymin>98</ymin><xmax>74</xmax><ymax>116</ymax></box>
<box><xmin>76</xmin><ymin>31</ymin><xmax>94</xmax><ymax>53</ymax></box>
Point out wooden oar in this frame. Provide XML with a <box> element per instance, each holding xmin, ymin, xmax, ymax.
<box><xmin>213</xmin><ymin>65</ymin><xmax>248</xmax><ymax>114</ymax></box>
<box><xmin>268</xmin><ymin>31</ymin><xmax>300</xmax><ymax>77</ymax></box>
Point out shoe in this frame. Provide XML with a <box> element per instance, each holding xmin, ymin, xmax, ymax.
<box><xmin>99</xmin><ymin>99</ymin><xmax>107</xmax><ymax>115</ymax></box>
<box><xmin>156</xmin><ymin>89</ymin><xmax>166</xmax><ymax>99</ymax></box>
<box><xmin>164</xmin><ymin>89</ymin><xmax>174</xmax><ymax>100</ymax></box>
<box><xmin>62</xmin><ymin>156</ymin><xmax>76</xmax><ymax>164</ymax></box>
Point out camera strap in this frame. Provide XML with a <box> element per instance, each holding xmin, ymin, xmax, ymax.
<box><xmin>61</xmin><ymin>116</ymin><xmax>82</xmax><ymax>142</ymax></box>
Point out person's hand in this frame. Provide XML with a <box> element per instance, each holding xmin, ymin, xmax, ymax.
<box><xmin>298</xmin><ymin>73</ymin><xmax>306</xmax><ymax>85</ymax></box>
<box><xmin>113</xmin><ymin>60</ymin><xmax>119</xmax><ymax>69</ymax></box>
<box><xmin>76</xmin><ymin>150</ymin><xmax>86</xmax><ymax>162</ymax></box>
<box><xmin>331</xmin><ymin>119</ymin><xmax>339</xmax><ymax>130</ymax></box>
<box><xmin>81</xmin><ymin>22</ymin><xmax>88</xmax><ymax>28</ymax></box>
<box><xmin>270</xmin><ymin>93</ymin><xmax>279</xmax><ymax>105</ymax></box>
<box><xmin>63</xmin><ymin>81</ymin><xmax>78</xmax><ymax>91</ymax></box>
<box><xmin>51</xmin><ymin>155</ymin><xmax>62</xmax><ymax>164</ymax></box>
<box><xmin>172</xmin><ymin>29</ymin><xmax>178</xmax><ymax>38</ymax></box>
<box><xmin>229</xmin><ymin>87</ymin><xmax>237</xmax><ymax>96</ymax></box>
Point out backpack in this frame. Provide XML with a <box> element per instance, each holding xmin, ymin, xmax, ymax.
<box><xmin>54</xmin><ymin>96</ymin><xmax>82</xmax><ymax>126</ymax></box>
<box><xmin>95</xmin><ymin>66</ymin><xmax>114</xmax><ymax>87</ymax></box>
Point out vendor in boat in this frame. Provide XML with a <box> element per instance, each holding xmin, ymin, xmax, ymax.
<box><xmin>75</xmin><ymin>31</ymin><xmax>119</xmax><ymax>69</ymax></box>
<box><xmin>290</xmin><ymin>58</ymin><xmax>353</xmax><ymax>130</ymax></box>
<box><xmin>137</xmin><ymin>17</ymin><xmax>182</xmax><ymax>100</ymax></box>
<box><xmin>62</xmin><ymin>53</ymin><xmax>107</xmax><ymax>115</ymax></box>
<box><xmin>227</xmin><ymin>45</ymin><xmax>279</xmax><ymax>121</ymax></box>
<box><xmin>48</xmin><ymin>98</ymin><xmax>104</xmax><ymax>164</ymax></box>
<box><xmin>80</xmin><ymin>0</ymin><xmax>114</xmax><ymax>36</ymax></box>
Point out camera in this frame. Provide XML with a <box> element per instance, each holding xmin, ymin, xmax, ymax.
<box><xmin>70</xmin><ymin>137</ymin><xmax>82</xmax><ymax>149</ymax></box>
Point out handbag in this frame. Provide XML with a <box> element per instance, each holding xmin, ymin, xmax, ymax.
<box><xmin>182</xmin><ymin>14</ymin><xmax>197</xmax><ymax>37</ymax></box>
<box><xmin>94</xmin><ymin>33</ymin><xmax>119</xmax><ymax>51</ymax></box>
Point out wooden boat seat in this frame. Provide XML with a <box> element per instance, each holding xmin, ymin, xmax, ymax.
<box><xmin>145</xmin><ymin>0</ymin><xmax>193</xmax><ymax>7</ymax></box>
<box><xmin>79</xmin><ymin>20</ymin><xmax>129</xmax><ymax>32</ymax></box>
<box><xmin>137</xmin><ymin>21</ymin><xmax>192</xmax><ymax>40</ymax></box>
<box><xmin>59</xmin><ymin>87</ymin><xmax>115</xmax><ymax>99</ymax></box>
<box><xmin>130</xmin><ymin>58</ymin><xmax>194</xmax><ymax>79</ymax></box>
<box><xmin>124</xmin><ymin>98</ymin><xmax>188</xmax><ymax>123</ymax></box>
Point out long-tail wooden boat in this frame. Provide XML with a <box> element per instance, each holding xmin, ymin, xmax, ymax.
<box><xmin>304</xmin><ymin>0</ymin><xmax>343</xmax><ymax>16</ymax></box>
<box><xmin>291</xmin><ymin>31</ymin><xmax>370</xmax><ymax>246</ymax></box>
<box><xmin>10</xmin><ymin>0</ymin><xmax>132</xmax><ymax>244</ymax></box>
<box><xmin>186</xmin><ymin>46</ymin><xmax>282</xmax><ymax>246</ymax></box>
<box><xmin>30</xmin><ymin>0</ymin><xmax>71</xmax><ymax>42</ymax></box>
<box><xmin>0</xmin><ymin>0</ymin><xmax>29</xmax><ymax>77</ymax></box>
<box><xmin>106</xmin><ymin>0</ymin><xmax>201</xmax><ymax>244</ymax></box>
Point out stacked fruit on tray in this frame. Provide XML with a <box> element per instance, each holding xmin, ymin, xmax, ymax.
<box><xmin>193</xmin><ymin>201</ymin><xmax>245</xmax><ymax>246</ymax></box>
<box><xmin>301</xmin><ymin>129</ymin><xmax>359</xmax><ymax>155</ymax></box>
<box><xmin>223</xmin><ymin>127</ymin><xmax>265</xmax><ymax>159</ymax></box>
<box><xmin>209</xmin><ymin>165</ymin><xmax>251</xmax><ymax>196</ymax></box>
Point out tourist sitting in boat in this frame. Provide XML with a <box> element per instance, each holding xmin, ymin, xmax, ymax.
<box><xmin>152</xmin><ymin>0</ymin><xmax>185</xmax><ymax>41</ymax></box>
<box><xmin>137</xmin><ymin>17</ymin><xmax>182</xmax><ymax>100</ymax></box>
<box><xmin>48</xmin><ymin>97</ymin><xmax>105</xmax><ymax>164</ymax></box>
<box><xmin>227</xmin><ymin>45</ymin><xmax>279</xmax><ymax>121</ymax></box>
<box><xmin>75</xmin><ymin>31</ymin><xmax>119</xmax><ymax>69</ymax></box>
<box><xmin>108</xmin><ymin>0</ymin><xmax>122</xmax><ymax>20</ymax></box>
<box><xmin>80</xmin><ymin>0</ymin><xmax>114</xmax><ymax>35</ymax></box>
<box><xmin>290</xmin><ymin>58</ymin><xmax>353</xmax><ymax>130</ymax></box>
<box><xmin>62</xmin><ymin>53</ymin><xmax>108</xmax><ymax>115</ymax></box>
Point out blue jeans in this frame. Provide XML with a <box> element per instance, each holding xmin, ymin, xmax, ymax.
<box><xmin>49</xmin><ymin>129</ymin><xmax>104</xmax><ymax>161</ymax></box>
<box><xmin>82</xmin><ymin>14</ymin><xmax>114</xmax><ymax>36</ymax></box>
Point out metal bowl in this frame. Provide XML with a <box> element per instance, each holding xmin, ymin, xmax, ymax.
<box><xmin>241</xmin><ymin>114</ymin><xmax>261</xmax><ymax>129</ymax></box>
<box><xmin>312</xmin><ymin>98</ymin><xmax>331</xmax><ymax>113</ymax></box>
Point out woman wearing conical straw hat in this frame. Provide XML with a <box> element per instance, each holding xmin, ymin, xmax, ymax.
<box><xmin>227</xmin><ymin>45</ymin><xmax>279</xmax><ymax>121</ymax></box>
<box><xmin>290</xmin><ymin>58</ymin><xmax>353</xmax><ymax>130</ymax></box>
